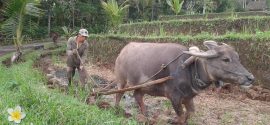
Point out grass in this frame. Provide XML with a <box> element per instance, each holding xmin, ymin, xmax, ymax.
<box><xmin>91</xmin><ymin>30</ymin><xmax>270</xmax><ymax>43</ymax></box>
<box><xmin>117</xmin><ymin>16</ymin><xmax>270</xmax><ymax>36</ymax></box>
<box><xmin>120</xmin><ymin>16</ymin><xmax>270</xmax><ymax>27</ymax></box>
<box><xmin>0</xmin><ymin>50</ymin><xmax>138</xmax><ymax>125</ymax></box>
<box><xmin>159</xmin><ymin>11</ymin><xmax>268</xmax><ymax>21</ymax></box>
<box><xmin>220</xmin><ymin>112</ymin><xmax>234</xmax><ymax>125</ymax></box>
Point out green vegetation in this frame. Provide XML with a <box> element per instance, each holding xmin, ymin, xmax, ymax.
<box><xmin>1</xmin><ymin>0</ymin><xmax>264</xmax><ymax>42</ymax></box>
<box><xmin>0</xmin><ymin>0</ymin><xmax>270</xmax><ymax>124</ymax></box>
<box><xmin>166</xmin><ymin>0</ymin><xmax>184</xmax><ymax>15</ymax></box>
<box><xmin>221</xmin><ymin>112</ymin><xmax>234</xmax><ymax>125</ymax></box>
<box><xmin>62</xmin><ymin>26</ymin><xmax>77</xmax><ymax>40</ymax></box>
<box><xmin>0</xmin><ymin>0</ymin><xmax>43</xmax><ymax>56</ymax></box>
<box><xmin>92</xmin><ymin>30</ymin><xmax>270</xmax><ymax>43</ymax></box>
<box><xmin>101</xmin><ymin>0</ymin><xmax>129</xmax><ymax>29</ymax></box>
<box><xmin>159</xmin><ymin>11</ymin><xmax>269</xmax><ymax>21</ymax></box>
<box><xmin>118</xmin><ymin>16</ymin><xmax>270</xmax><ymax>36</ymax></box>
<box><xmin>0</xmin><ymin>49</ymin><xmax>137</xmax><ymax>125</ymax></box>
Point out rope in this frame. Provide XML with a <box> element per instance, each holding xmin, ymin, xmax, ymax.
<box><xmin>98</xmin><ymin>52</ymin><xmax>185</xmax><ymax>92</ymax></box>
<box><xmin>140</xmin><ymin>52</ymin><xmax>185</xmax><ymax>84</ymax></box>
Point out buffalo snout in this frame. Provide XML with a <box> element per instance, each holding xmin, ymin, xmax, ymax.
<box><xmin>247</xmin><ymin>74</ymin><xmax>255</xmax><ymax>82</ymax></box>
<box><xmin>240</xmin><ymin>73</ymin><xmax>255</xmax><ymax>89</ymax></box>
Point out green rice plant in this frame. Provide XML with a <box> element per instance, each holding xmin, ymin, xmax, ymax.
<box><xmin>159</xmin><ymin>26</ymin><xmax>166</xmax><ymax>36</ymax></box>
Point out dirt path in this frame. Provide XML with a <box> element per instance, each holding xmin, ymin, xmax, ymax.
<box><xmin>0</xmin><ymin>40</ymin><xmax>66</xmax><ymax>57</ymax></box>
<box><xmin>84</xmin><ymin>62</ymin><xmax>270</xmax><ymax>125</ymax></box>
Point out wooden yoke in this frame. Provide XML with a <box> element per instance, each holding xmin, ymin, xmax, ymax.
<box><xmin>181</xmin><ymin>46</ymin><xmax>200</xmax><ymax>69</ymax></box>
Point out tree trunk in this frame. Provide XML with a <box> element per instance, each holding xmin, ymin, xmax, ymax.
<box><xmin>72</xmin><ymin>6</ymin><xmax>75</xmax><ymax>29</ymax></box>
<box><xmin>72</xmin><ymin>7</ymin><xmax>75</xmax><ymax>30</ymax></box>
<box><xmin>203</xmin><ymin>0</ymin><xmax>206</xmax><ymax>14</ymax></box>
<box><xmin>12</xmin><ymin>8</ymin><xmax>24</xmax><ymax>63</ymax></box>
<box><xmin>48</xmin><ymin>8</ymin><xmax>51</xmax><ymax>37</ymax></box>
<box><xmin>81</xmin><ymin>17</ymin><xmax>83</xmax><ymax>28</ymax></box>
<box><xmin>11</xmin><ymin>46</ymin><xmax>22</xmax><ymax>63</ymax></box>
<box><xmin>151</xmin><ymin>1</ymin><xmax>154</xmax><ymax>21</ymax></box>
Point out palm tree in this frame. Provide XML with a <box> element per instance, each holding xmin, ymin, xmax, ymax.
<box><xmin>166</xmin><ymin>0</ymin><xmax>184</xmax><ymax>15</ymax></box>
<box><xmin>129</xmin><ymin>0</ymin><xmax>157</xmax><ymax>20</ymax></box>
<box><xmin>40</xmin><ymin>0</ymin><xmax>55</xmax><ymax>37</ymax></box>
<box><xmin>1</xmin><ymin>0</ymin><xmax>43</xmax><ymax>63</ymax></box>
<box><xmin>101</xmin><ymin>0</ymin><xmax>129</xmax><ymax>29</ymax></box>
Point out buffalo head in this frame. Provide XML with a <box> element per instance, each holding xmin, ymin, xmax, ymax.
<box><xmin>184</xmin><ymin>41</ymin><xmax>254</xmax><ymax>88</ymax></box>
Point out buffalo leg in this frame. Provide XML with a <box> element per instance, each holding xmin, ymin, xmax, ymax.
<box><xmin>171</xmin><ymin>97</ymin><xmax>186</xmax><ymax>125</ymax></box>
<box><xmin>183</xmin><ymin>98</ymin><xmax>195</xmax><ymax>121</ymax></box>
<box><xmin>115</xmin><ymin>80</ymin><xmax>126</xmax><ymax>107</ymax></box>
<box><xmin>134</xmin><ymin>90</ymin><xmax>146</xmax><ymax>115</ymax></box>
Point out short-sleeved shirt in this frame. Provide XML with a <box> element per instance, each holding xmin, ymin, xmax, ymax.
<box><xmin>66</xmin><ymin>36</ymin><xmax>89</xmax><ymax>67</ymax></box>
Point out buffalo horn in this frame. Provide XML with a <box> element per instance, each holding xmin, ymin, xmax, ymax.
<box><xmin>203</xmin><ymin>40</ymin><xmax>218</xmax><ymax>50</ymax></box>
<box><xmin>183</xmin><ymin>50</ymin><xmax>219</xmax><ymax>58</ymax></box>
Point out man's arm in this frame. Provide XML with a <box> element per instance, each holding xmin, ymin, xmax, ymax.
<box><xmin>67</xmin><ymin>37</ymin><xmax>74</xmax><ymax>56</ymax></box>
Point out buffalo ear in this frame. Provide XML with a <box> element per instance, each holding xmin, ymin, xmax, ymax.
<box><xmin>203</xmin><ymin>40</ymin><xmax>218</xmax><ymax>50</ymax></box>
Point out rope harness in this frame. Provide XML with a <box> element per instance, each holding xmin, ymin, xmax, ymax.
<box><xmin>139</xmin><ymin>52</ymin><xmax>185</xmax><ymax>84</ymax></box>
<box><xmin>190</xmin><ymin>58</ymin><xmax>213</xmax><ymax>93</ymax></box>
<box><xmin>190</xmin><ymin>58</ymin><xmax>247</xmax><ymax>93</ymax></box>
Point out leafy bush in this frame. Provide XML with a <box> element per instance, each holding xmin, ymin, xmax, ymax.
<box><xmin>62</xmin><ymin>26</ymin><xmax>77</xmax><ymax>40</ymax></box>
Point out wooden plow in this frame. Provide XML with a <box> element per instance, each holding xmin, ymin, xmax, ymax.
<box><xmin>91</xmin><ymin>76</ymin><xmax>173</xmax><ymax>96</ymax></box>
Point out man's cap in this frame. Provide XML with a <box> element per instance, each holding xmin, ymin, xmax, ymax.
<box><xmin>79</xmin><ymin>29</ymin><xmax>89</xmax><ymax>37</ymax></box>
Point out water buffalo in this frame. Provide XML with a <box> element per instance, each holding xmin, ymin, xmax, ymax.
<box><xmin>114</xmin><ymin>41</ymin><xmax>254</xmax><ymax>124</ymax></box>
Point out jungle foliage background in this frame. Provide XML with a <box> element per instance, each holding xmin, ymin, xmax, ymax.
<box><xmin>1</xmin><ymin>0</ymin><xmax>270</xmax><ymax>42</ymax></box>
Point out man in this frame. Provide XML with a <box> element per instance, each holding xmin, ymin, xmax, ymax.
<box><xmin>66</xmin><ymin>29</ymin><xmax>89</xmax><ymax>86</ymax></box>
<box><xmin>50</xmin><ymin>32</ymin><xmax>59</xmax><ymax>46</ymax></box>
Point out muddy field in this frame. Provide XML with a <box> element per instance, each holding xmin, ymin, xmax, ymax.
<box><xmin>34</xmin><ymin>54</ymin><xmax>270</xmax><ymax>125</ymax></box>
<box><xmin>85</xmin><ymin>64</ymin><xmax>270</xmax><ymax>125</ymax></box>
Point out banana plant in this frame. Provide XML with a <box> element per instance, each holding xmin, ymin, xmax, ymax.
<box><xmin>101</xmin><ymin>0</ymin><xmax>129</xmax><ymax>29</ymax></box>
<box><xmin>166</xmin><ymin>0</ymin><xmax>184</xmax><ymax>15</ymax></box>
<box><xmin>62</xmin><ymin>26</ymin><xmax>77</xmax><ymax>40</ymax></box>
<box><xmin>1</xmin><ymin>0</ymin><xmax>43</xmax><ymax>63</ymax></box>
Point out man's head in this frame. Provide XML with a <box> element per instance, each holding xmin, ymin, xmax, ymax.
<box><xmin>77</xmin><ymin>29</ymin><xmax>89</xmax><ymax>43</ymax></box>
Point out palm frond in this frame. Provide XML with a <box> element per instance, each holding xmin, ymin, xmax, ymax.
<box><xmin>25</xmin><ymin>3</ymin><xmax>44</xmax><ymax>17</ymax></box>
<box><xmin>120</xmin><ymin>5</ymin><xmax>130</xmax><ymax>12</ymax></box>
<box><xmin>0</xmin><ymin>16</ymin><xmax>18</xmax><ymax>38</ymax></box>
<box><xmin>101</xmin><ymin>0</ymin><xmax>129</xmax><ymax>28</ymax></box>
<box><xmin>166</xmin><ymin>0</ymin><xmax>183</xmax><ymax>15</ymax></box>
<box><xmin>3</xmin><ymin>0</ymin><xmax>23</xmax><ymax>17</ymax></box>
<box><xmin>166</xmin><ymin>0</ymin><xmax>173</xmax><ymax>7</ymax></box>
<box><xmin>1</xmin><ymin>0</ymin><xmax>43</xmax><ymax>47</ymax></box>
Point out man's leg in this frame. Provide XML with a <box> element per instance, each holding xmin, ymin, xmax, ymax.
<box><xmin>67</xmin><ymin>66</ymin><xmax>75</xmax><ymax>86</ymax></box>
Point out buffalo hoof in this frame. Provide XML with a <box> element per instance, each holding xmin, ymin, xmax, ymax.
<box><xmin>136</xmin><ymin>114</ymin><xmax>148</xmax><ymax>123</ymax></box>
<box><xmin>168</xmin><ymin>117</ymin><xmax>188</xmax><ymax>125</ymax></box>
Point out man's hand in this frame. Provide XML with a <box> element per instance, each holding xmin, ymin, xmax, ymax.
<box><xmin>72</xmin><ymin>49</ymin><xmax>78</xmax><ymax>55</ymax></box>
<box><xmin>79</xmin><ymin>65</ymin><xmax>84</xmax><ymax>70</ymax></box>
